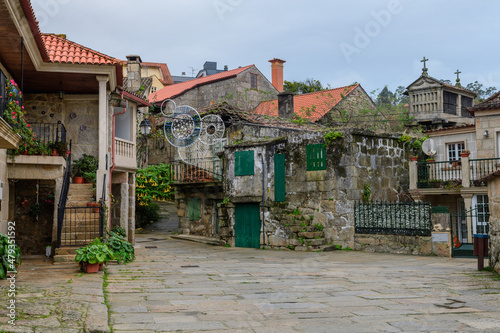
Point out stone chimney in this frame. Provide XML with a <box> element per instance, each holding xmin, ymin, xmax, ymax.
<box><xmin>269</xmin><ymin>58</ymin><xmax>286</xmax><ymax>92</ymax></box>
<box><xmin>126</xmin><ymin>55</ymin><xmax>142</xmax><ymax>92</ymax></box>
<box><xmin>278</xmin><ymin>91</ymin><xmax>294</xmax><ymax>119</ymax></box>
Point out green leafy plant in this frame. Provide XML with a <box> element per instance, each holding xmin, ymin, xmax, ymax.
<box><xmin>111</xmin><ymin>226</ymin><xmax>126</xmax><ymax>238</ymax></box>
<box><xmin>324</xmin><ymin>130</ymin><xmax>343</xmax><ymax>145</ymax></box>
<box><xmin>221</xmin><ymin>197</ymin><xmax>229</xmax><ymax>205</ymax></box>
<box><xmin>362</xmin><ymin>184</ymin><xmax>372</xmax><ymax>203</ymax></box>
<box><xmin>29</xmin><ymin>203</ymin><xmax>43</xmax><ymax>217</ymax></box>
<box><xmin>314</xmin><ymin>223</ymin><xmax>324</xmax><ymax>231</ymax></box>
<box><xmin>136</xmin><ymin>163</ymin><xmax>173</xmax><ymax>206</ymax></box>
<box><xmin>292</xmin><ymin>208</ymin><xmax>301</xmax><ymax>215</ymax></box>
<box><xmin>106</xmin><ymin>232</ymin><xmax>135</xmax><ymax>264</ymax></box>
<box><xmin>72</xmin><ymin>154</ymin><xmax>98</xmax><ymax>182</ymax></box>
<box><xmin>0</xmin><ymin>233</ymin><xmax>21</xmax><ymax>279</ymax></box>
<box><xmin>74</xmin><ymin>239</ymin><xmax>114</xmax><ymax>265</ymax></box>
<box><xmin>49</xmin><ymin>140</ymin><xmax>68</xmax><ymax>156</ymax></box>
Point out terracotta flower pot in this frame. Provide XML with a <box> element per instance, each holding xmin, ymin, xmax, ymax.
<box><xmin>52</xmin><ymin>149</ymin><xmax>59</xmax><ymax>156</ymax></box>
<box><xmin>409</xmin><ymin>156</ymin><xmax>418</xmax><ymax>161</ymax></box>
<box><xmin>74</xmin><ymin>176</ymin><xmax>84</xmax><ymax>184</ymax></box>
<box><xmin>84</xmin><ymin>262</ymin><xmax>99</xmax><ymax>273</ymax></box>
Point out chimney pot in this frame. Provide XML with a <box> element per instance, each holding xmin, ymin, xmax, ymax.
<box><xmin>269</xmin><ymin>58</ymin><xmax>286</xmax><ymax>92</ymax></box>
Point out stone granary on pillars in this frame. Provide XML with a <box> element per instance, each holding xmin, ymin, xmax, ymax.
<box><xmin>0</xmin><ymin>0</ymin><xmax>147</xmax><ymax>256</ymax></box>
<box><xmin>405</xmin><ymin>57</ymin><xmax>476</xmax><ymax>129</ymax></box>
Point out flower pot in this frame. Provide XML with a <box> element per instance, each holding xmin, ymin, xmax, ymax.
<box><xmin>84</xmin><ymin>262</ymin><xmax>99</xmax><ymax>273</ymax></box>
<box><xmin>460</xmin><ymin>152</ymin><xmax>470</xmax><ymax>158</ymax></box>
<box><xmin>99</xmin><ymin>262</ymin><xmax>104</xmax><ymax>271</ymax></box>
<box><xmin>409</xmin><ymin>156</ymin><xmax>418</xmax><ymax>161</ymax></box>
<box><xmin>52</xmin><ymin>149</ymin><xmax>59</xmax><ymax>156</ymax></box>
<box><xmin>87</xmin><ymin>202</ymin><xmax>101</xmax><ymax>213</ymax></box>
<box><xmin>74</xmin><ymin>176</ymin><xmax>84</xmax><ymax>184</ymax></box>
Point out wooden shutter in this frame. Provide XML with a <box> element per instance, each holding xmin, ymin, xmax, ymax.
<box><xmin>274</xmin><ymin>154</ymin><xmax>286</xmax><ymax>202</ymax></box>
<box><xmin>306</xmin><ymin>144</ymin><xmax>326</xmax><ymax>171</ymax></box>
<box><xmin>187</xmin><ymin>198</ymin><xmax>201</xmax><ymax>220</ymax></box>
<box><xmin>235</xmin><ymin>150</ymin><xmax>254</xmax><ymax>176</ymax></box>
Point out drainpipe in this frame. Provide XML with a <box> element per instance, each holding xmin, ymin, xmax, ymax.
<box><xmin>261</xmin><ymin>153</ymin><xmax>266</xmax><ymax>246</ymax></box>
<box><xmin>110</xmin><ymin>91</ymin><xmax>127</xmax><ymax>176</ymax></box>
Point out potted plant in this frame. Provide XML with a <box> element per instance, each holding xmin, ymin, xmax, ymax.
<box><xmin>49</xmin><ymin>141</ymin><xmax>68</xmax><ymax>157</ymax></box>
<box><xmin>429</xmin><ymin>179</ymin><xmax>442</xmax><ymax>188</ymax></box>
<box><xmin>0</xmin><ymin>233</ymin><xmax>21</xmax><ymax>279</ymax></box>
<box><xmin>106</xmin><ymin>231</ymin><xmax>135</xmax><ymax>264</ymax></box>
<box><xmin>74</xmin><ymin>239</ymin><xmax>114</xmax><ymax>273</ymax></box>
<box><xmin>72</xmin><ymin>154</ymin><xmax>98</xmax><ymax>184</ymax></box>
<box><xmin>425</xmin><ymin>158</ymin><xmax>435</xmax><ymax>163</ymax></box>
<box><xmin>409</xmin><ymin>155</ymin><xmax>418</xmax><ymax>161</ymax></box>
<box><xmin>460</xmin><ymin>150</ymin><xmax>470</xmax><ymax>158</ymax></box>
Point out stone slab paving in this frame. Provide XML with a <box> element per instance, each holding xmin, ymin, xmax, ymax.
<box><xmin>105</xmin><ymin>232</ymin><xmax>500</xmax><ymax>332</ymax></box>
<box><xmin>0</xmin><ymin>257</ymin><xmax>108</xmax><ymax>333</ymax></box>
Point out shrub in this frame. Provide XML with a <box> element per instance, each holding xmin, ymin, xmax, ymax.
<box><xmin>0</xmin><ymin>233</ymin><xmax>21</xmax><ymax>279</ymax></box>
<box><xmin>135</xmin><ymin>202</ymin><xmax>160</xmax><ymax>228</ymax></box>
<box><xmin>111</xmin><ymin>226</ymin><xmax>127</xmax><ymax>238</ymax></box>
<box><xmin>74</xmin><ymin>239</ymin><xmax>114</xmax><ymax>265</ymax></box>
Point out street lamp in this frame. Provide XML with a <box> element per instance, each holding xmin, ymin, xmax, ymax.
<box><xmin>139</xmin><ymin>119</ymin><xmax>151</xmax><ymax>136</ymax></box>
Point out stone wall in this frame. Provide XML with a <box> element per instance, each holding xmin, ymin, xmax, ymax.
<box><xmin>12</xmin><ymin>180</ymin><xmax>55</xmax><ymax>255</ymax></box>
<box><xmin>487</xmin><ymin>177</ymin><xmax>500</xmax><ymax>273</ymax></box>
<box><xmin>318</xmin><ymin>86</ymin><xmax>375</xmax><ymax>126</ymax></box>
<box><xmin>174</xmin><ymin>183</ymin><xmax>223</xmax><ymax>237</ymax></box>
<box><xmin>168</xmin><ymin>68</ymin><xmax>277</xmax><ymax>112</ymax></box>
<box><xmin>22</xmin><ymin>93</ymin><xmax>101</xmax><ymax>159</ymax></box>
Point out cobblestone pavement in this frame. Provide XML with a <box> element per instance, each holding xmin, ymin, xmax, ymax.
<box><xmin>1</xmin><ymin>231</ymin><xmax>499</xmax><ymax>333</ymax></box>
<box><xmin>106</xmin><ymin>232</ymin><xmax>500</xmax><ymax>333</ymax></box>
<box><xmin>0</xmin><ymin>257</ymin><xmax>108</xmax><ymax>333</ymax></box>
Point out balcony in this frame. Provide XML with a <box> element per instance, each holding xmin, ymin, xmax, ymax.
<box><xmin>410</xmin><ymin>156</ymin><xmax>500</xmax><ymax>191</ymax></box>
<box><xmin>114</xmin><ymin>138</ymin><xmax>136</xmax><ymax>170</ymax></box>
<box><xmin>171</xmin><ymin>158</ymin><xmax>222</xmax><ymax>183</ymax></box>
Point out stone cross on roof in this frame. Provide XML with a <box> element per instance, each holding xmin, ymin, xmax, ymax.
<box><xmin>455</xmin><ymin>69</ymin><xmax>462</xmax><ymax>87</ymax></box>
<box><xmin>421</xmin><ymin>57</ymin><xmax>429</xmax><ymax>76</ymax></box>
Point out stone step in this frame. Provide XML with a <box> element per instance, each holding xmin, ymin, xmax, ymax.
<box><xmin>53</xmin><ymin>254</ymin><xmax>76</xmax><ymax>263</ymax></box>
<box><xmin>55</xmin><ymin>247</ymin><xmax>78</xmax><ymax>256</ymax></box>
<box><xmin>67</xmin><ymin>194</ymin><xmax>94</xmax><ymax>201</ymax></box>
<box><xmin>69</xmin><ymin>183</ymin><xmax>94</xmax><ymax>190</ymax></box>
<box><xmin>60</xmin><ymin>231</ymin><xmax>101</xmax><ymax>241</ymax></box>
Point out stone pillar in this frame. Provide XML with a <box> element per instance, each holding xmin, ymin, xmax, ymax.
<box><xmin>461</xmin><ymin>193</ymin><xmax>474</xmax><ymax>243</ymax></box>
<box><xmin>52</xmin><ymin>177</ymin><xmax>63</xmax><ymax>249</ymax></box>
<box><xmin>128</xmin><ymin>173</ymin><xmax>136</xmax><ymax>245</ymax></box>
<box><xmin>461</xmin><ymin>155</ymin><xmax>470</xmax><ymax>188</ymax></box>
<box><xmin>96</xmin><ymin>76</ymin><xmax>109</xmax><ymax>228</ymax></box>
<box><xmin>119</xmin><ymin>182</ymin><xmax>129</xmax><ymax>236</ymax></box>
<box><xmin>409</xmin><ymin>160</ymin><xmax>418</xmax><ymax>190</ymax></box>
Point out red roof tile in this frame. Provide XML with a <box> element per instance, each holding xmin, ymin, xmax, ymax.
<box><xmin>42</xmin><ymin>34</ymin><xmax>118</xmax><ymax>65</ymax></box>
<box><xmin>149</xmin><ymin>65</ymin><xmax>254</xmax><ymax>103</ymax></box>
<box><xmin>19</xmin><ymin>0</ymin><xmax>49</xmax><ymax>62</ymax></box>
<box><xmin>142</xmin><ymin>62</ymin><xmax>174</xmax><ymax>86</ymax></box>
<box><xmin>468</xmin><ymin>90</ymin><xmax>500</xmax><ymax>113</ymax></box>
<box><xmin>253</xmin><ymin>84</ymin><xmax>360</xmax><ymax>122</ymax></box>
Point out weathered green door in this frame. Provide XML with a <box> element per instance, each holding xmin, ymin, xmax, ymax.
<box><xmin>235</xmin><ymin>204</ymin><xmax>261</xmax><ymax>248</ymax></box>
<box><xmin>274</xmin><ymin>154</ymin><xmax>286</xmax><ymax>202</ymax></box>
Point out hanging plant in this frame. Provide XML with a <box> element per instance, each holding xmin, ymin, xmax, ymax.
<box><xmin>29</xmin><ymin>203</ymin><xmax>43</xmax><ymax>217</ymax></box>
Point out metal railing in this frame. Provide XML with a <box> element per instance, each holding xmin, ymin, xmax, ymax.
<box><xmin>58</xmin><ymin>207</ymin><xmax>102</xmax><ymax>247</ymax></box>
<box><xmin>30</xmin><ymin>122</ymin><xmax>66</xmax><ymax>144</ymax></box>
<box><xmin>354</xmin><ymin>200</ymin><xmax>432</xmax><ymax>236</ymax></box>
<box><xmin>57</xmin><ymin>140</ymin><xmax>72</xmax><ymax>248</ymax></box>
<box><xmin>417</xmin><ymin>161</ymin><xmax>462</xmax><ymax>188</ymax></box>
<box><xmin>470</xmin><ymin>158</ymin><xmax>500</xmax><ymax>186</ymax></box>
<box><xmin>171</xmin><ymin>158</ymin><xmax>222</xmax><ymax>183</ymax></box>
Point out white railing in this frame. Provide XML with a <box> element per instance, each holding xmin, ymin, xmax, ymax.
<box><xmin>115</xmin><ymin>138</ymin><xmax>136</xmax><ymax>169</ymax></box>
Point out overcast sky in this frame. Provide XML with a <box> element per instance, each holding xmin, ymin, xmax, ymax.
<box><xmin>32</xmin><ymin>0</ymin><xmax>500</xmax><ymax>96</ymax></box>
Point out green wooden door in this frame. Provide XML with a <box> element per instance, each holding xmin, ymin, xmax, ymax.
<box><xmin>235</xmin><ymin>204</ymin><xmax>261</xmax><ymax>248</ymax></box>
<box><xmin>274</xmin><ymin>154</ymin><xmax>286</xmax><ymax>202</ymax></box>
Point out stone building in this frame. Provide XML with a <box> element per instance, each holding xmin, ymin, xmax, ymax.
<box><xmin>252</xmin><ymin>83</ymin><xmax>375</xmax><ymax>125</ymax></box>
<box><xmin>0</xmin><ymin>0</ymin><xmax>145</xmax><ymax>255</ymax></box>
<box><xmin>148</xmin><ymin>63</ymin><xmax>278</xmax><ymax>111</ymax></box>
<box><xmin>406</xmin><ymin>61</ymin><xmax>476</xmax><ymax>128</ymax></box>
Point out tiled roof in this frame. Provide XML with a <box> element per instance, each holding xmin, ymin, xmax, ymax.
<box><xmin>19</xmin><ymin>0</ymin><xmax>49</xmax><ymax>62</ymax></box>
<box><xmin>423</xmin><ymin>124</ymin><xmax>475</xmax><ymax>134</ymax></box>
<box><xmin>143</xmin><ymin>62</ymin><xmax>174</xmax><ymax>85</ymax></box>
<box><xmin>149</xmin><ymin>65</ymin><xmax>254</xmax><ymax>103</ymax></box>
<box><xmin>200</xmin><ymin>103</ymin><xmax>326</xmax><ymax>132</ymax></box>
<box><xmin>253</xmin><ymin>84</ymin><xmax>360</xmax><ymax>122</ymax></box>
<box><xmin>121</xmin><ymin>90</ymin><xmax>150</xmax><ymax>107</ymax></box>
<box><xmin>468</xmin><ymin>91</ymin><xmax>500</xmax><ymax>113</ymax></box>
<box><xmin>123</xmin><ymin>77</ymin><xmax>153</xmax><ymax>99</ymax></box>
<box><xmin>42</xmin><ymin>34</ymin><xmax>118</xmax><ymax>65</ymax></box>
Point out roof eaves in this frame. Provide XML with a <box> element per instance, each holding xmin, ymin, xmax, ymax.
<box><xmin>19</xmin><ymin>0</ymin><xmax>50</xmax><ymax>62</ymax></box>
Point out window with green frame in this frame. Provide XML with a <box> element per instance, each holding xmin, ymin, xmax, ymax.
<box><xmin>306</xmin><ymin>144</ymin><xmax>326</xmax><ymax>171</ymax></box>
<box><xmin>187</xmin><ymin>197</ymin><xmax>201</xmax><ymax>221</ymax></box>
<box><xmin>235</xmin><ymin>150</ymin><xmax>254</xmax><ymax>176</ymax></box>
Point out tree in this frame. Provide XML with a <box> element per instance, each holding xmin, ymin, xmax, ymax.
<box><xmin>283</xmin><ymin>79</ymin><xmax>327</xmax><ymax>94</ymax></box>
<box><xmin>465</xmin><ymin>81</ymin><xmax>497</xmax><ymax>101</ymax></box>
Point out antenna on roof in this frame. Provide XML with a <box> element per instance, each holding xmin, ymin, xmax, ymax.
<box><xmin>188</xmin><ymin>67</ymin><xmax>197</xmax><ymax>77</ymax></box>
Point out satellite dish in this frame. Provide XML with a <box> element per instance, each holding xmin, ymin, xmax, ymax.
<box><xmin>422</xmin><ymin>138</ymin><xmax>437</xmax><ymax>156</ymax></box>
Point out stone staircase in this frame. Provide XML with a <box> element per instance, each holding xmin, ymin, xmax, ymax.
<box><xmin>54</xmin><ymin>183</ymin><xmax>101</xmax><ymax>263</ymax></box>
